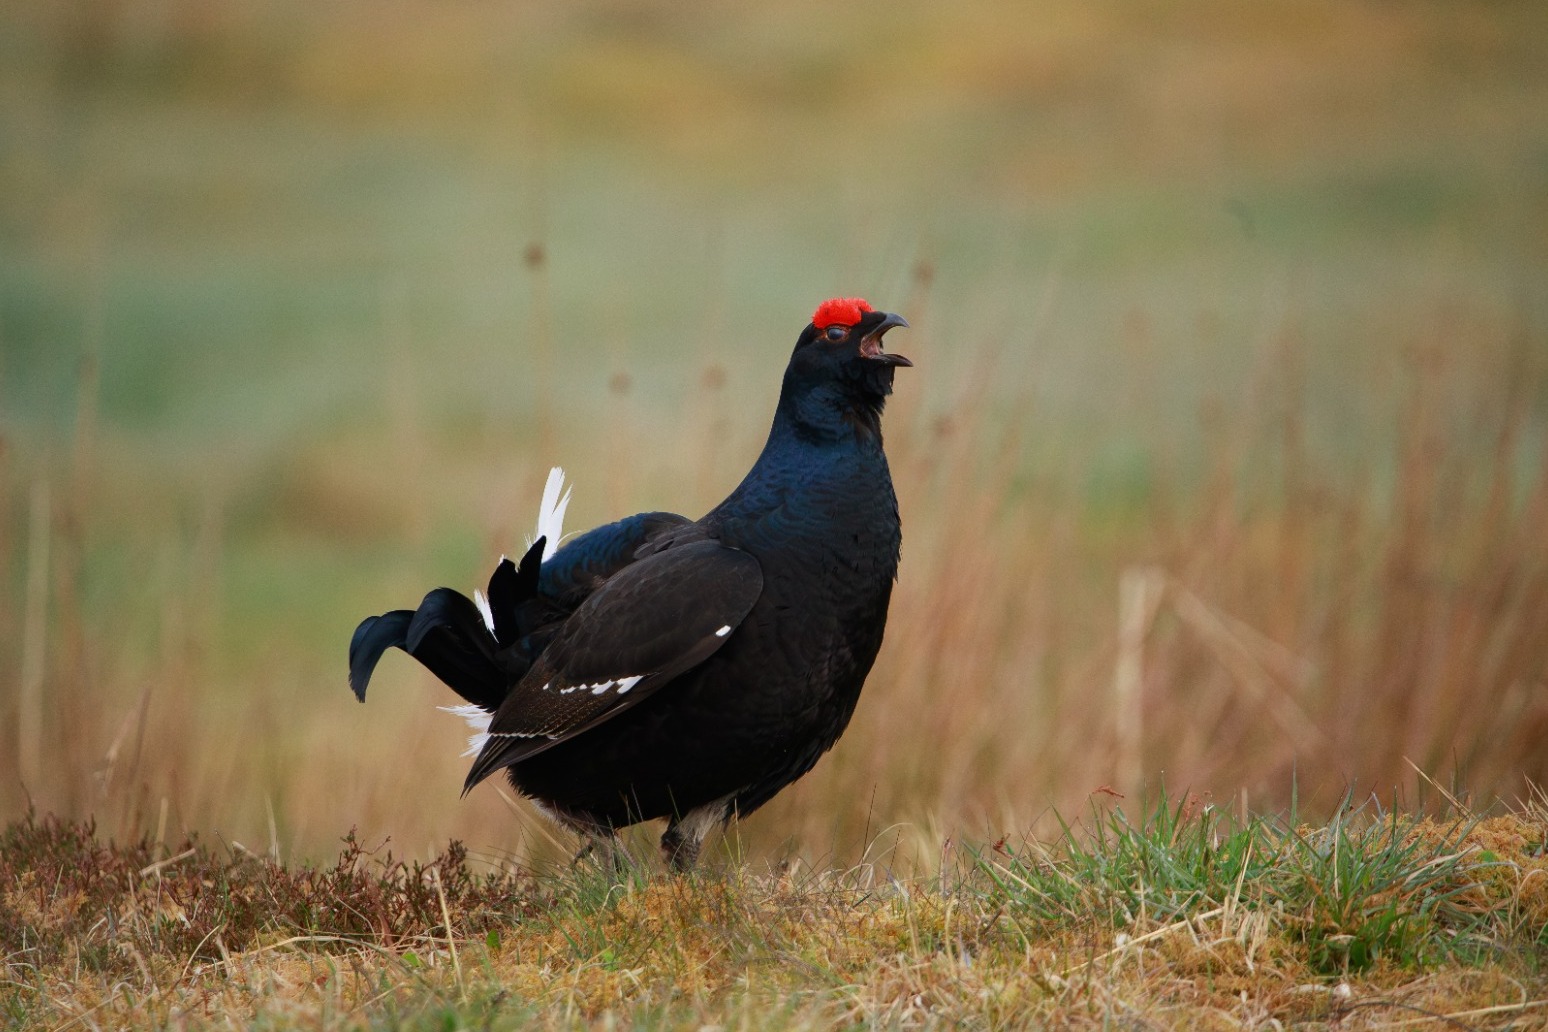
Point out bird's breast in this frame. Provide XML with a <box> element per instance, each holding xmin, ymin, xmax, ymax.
<box><xmin>704</xmin><ymin>455</ymin><xmax>900</xmax><ymax>718</ymax></box>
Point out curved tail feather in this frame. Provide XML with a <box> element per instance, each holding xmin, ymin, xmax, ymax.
<box><xmin>350</xmin><ymin>589</ymin><xmax>518</xmax><ymax>712</ymax></box>
<box><xmin>399</xmin><ymin>588</ymin><xmax>511</xmax><ymax>710</ymax></box>
<box><xmin>349</xmin><ymin>472</ymin><xmax>702</xmax><ymax>747</ymax></box>
<box><xmin>349</xmin><ymin>611</ymin><xmax>414</xmax><ymax>702</ymax></box>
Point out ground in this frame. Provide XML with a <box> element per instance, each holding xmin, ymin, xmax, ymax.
<box><xmin>6</xmin><ymin>797</ymin><xmax>1546</xmax><ymax>1029</ymax></box>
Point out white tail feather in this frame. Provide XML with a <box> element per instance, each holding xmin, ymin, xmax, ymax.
<box><xmin>451</xmin><ymin>468</ymin><xmax>574</xmax><ymax>761</ymax></box>
<box><xmin>529</xmin><ymin>466</ymin><xmax>572</xmax><ymax>560</ymax></box>
<box><xmin>472</xmin><ymin>589</ymin><xmax>495</xmax><ymax>636</ymax></box>
<box><xmin>439</xmin><ymin>704</ymin><xmax>494</xmax><ymax>758</ymax></box>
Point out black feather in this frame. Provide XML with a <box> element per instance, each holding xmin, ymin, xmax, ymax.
<box><xmin>461</xmin><ymin>540</ymin><xmax>762</xmax><ymax>790</ymax></box>
<box><xmin>348</xmin><ymin>302</ymin><xmax>910</xmax><ymax>870</ymax></box>
<box><xmin>396</xmin><ymin>588</ymin><xmax>507</xmax><ymax>710</ymax></box>
<box><xmin>486</xmin><ymin>537</ymin><xmax>545</xmax><ymax>647</ymax></box>
<box><xmin>348</xmin><ymin>610</ymin><xmax>413</xmax><ymax>702</ymax></box>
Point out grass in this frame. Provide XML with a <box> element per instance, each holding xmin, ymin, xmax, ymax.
<box><xmin>4</xmin><ymin>791</ymin><xmax>1546</xmax><ymax>1028</ymax></box>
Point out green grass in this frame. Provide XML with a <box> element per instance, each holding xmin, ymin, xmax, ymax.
<box><xmin>979</xmin><ymin>794</ymin><xmax>1500</xmax><ymax>974</ymax></box>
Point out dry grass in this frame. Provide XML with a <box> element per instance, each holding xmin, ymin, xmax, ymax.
<box><xmin>4</xmin><ymin>795</ymin><xmax>1547</xmax><ymax>1029</ymax></box>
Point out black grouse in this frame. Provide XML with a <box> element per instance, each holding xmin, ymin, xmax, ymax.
<box><xmin>349</xmin><ymin>297</ymin><xmax>910</xmax><ymax>869</ymax></box>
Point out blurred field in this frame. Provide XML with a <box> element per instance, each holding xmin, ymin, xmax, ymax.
<box><xmin>2</xmin><ymin>0</ymin><xmax>1547</xmax><ymax>869</ymax></box>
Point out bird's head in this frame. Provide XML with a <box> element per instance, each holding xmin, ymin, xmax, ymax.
<box><xmin>780</xmin><ymin>298</ymin><xmax>911</xmax><ymax>437</ymax></box>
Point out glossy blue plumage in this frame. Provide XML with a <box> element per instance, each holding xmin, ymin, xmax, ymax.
<box><xmin>349</xmin><ymin>304</ymin><xmax>909</xmax><ymax>868</ymax></box>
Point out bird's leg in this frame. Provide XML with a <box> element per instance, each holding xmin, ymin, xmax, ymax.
<box><xmin>660</xmin><ymin>824</ymin><xmax>702</xmax><ymax>872</ymax></box>
<box><xmin>570</xmin><ymin>836</ymin><xmax>601</xmax><ymax>865</ymax></box>
<box><xmin>572</xmin><ymin>832</ymin><xmax>633</xmax><ymax>876</ymax></box>
<box><xmin>661</xmin><ymin>796</ymin><xmax>733</xmax><ymax>873</ymax></box>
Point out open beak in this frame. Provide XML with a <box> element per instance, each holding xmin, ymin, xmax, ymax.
<box><xmin>860</xmin><ymin>313</ymin><xmax>912</xmax><ymax>367</ymax></box>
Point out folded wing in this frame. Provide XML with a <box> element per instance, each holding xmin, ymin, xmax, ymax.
<box><xmin>462</xmin><ymin>539</ymin><xmax>763</xmax><ymax>791</ymax></box>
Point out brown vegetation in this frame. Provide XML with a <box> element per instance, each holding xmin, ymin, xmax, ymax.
<box><xmin>5</xmin><ymin>798</ymin><xmax>1547</xmax><ymax>1028</ymax></box>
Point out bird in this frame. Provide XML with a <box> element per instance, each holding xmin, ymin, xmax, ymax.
<box><xmin>348</xmin><ymin>297</ymin><xmax>911</xmax><ymax>870</ymax></box>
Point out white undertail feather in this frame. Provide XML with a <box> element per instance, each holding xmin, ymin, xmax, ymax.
<box><xmin>472</xmin><ymin>589</ymin><xmax>496</xmax><ymax>636</ymax></box>
<box><xmin>439</xmin><ymin>703</ymin><xmax>493</xmax><ymax>757</ymax></box>
<box><xmin>529</xmin><ymin>466</ymin><xmax>572</xmax><ymax>561</ymax></box>
<box><xmin>437</xmin><ymin>471</ymin><xmax>573</xmax><ymax>756</ymax></box>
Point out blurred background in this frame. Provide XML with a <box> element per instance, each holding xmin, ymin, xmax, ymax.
<box><xmin>2</xmin><ymin>0</ymin><xmax>1546</xmax><ymax>869</ymax></box>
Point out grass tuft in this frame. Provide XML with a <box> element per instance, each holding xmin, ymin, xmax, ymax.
<box><xmin>976</xmin><ymin>791</ymin><xmax>1520</xmax><ymax>977</ymax></box>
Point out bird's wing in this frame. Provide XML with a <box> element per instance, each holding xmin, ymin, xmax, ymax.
<box><xmin>462</xmin><ymin>539</ymin><xmax>763</xmax><ymax>791</ymax></box>
<box><xmin>536</xmin><ymin>510</ymin><xmax>694</xmax><ymax>607</ymax></box>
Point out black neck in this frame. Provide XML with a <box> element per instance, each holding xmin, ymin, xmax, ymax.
<box><xmin>774</xmin><ymin>371</ymin><xmax>892</xmax><ymax>447</ymax></box>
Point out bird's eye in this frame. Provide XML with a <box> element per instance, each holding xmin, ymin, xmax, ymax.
<box><xmin>824</xmin><ymin>325</ymin><xmax>847</xmax><ymax>342</ymax></box>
